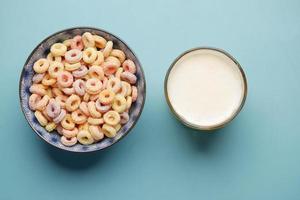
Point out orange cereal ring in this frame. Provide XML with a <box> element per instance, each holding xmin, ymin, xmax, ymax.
<box><xmin>93</xmin><ymin>35</ymin><xmax>107</xmax><ymax>49</ymax></box>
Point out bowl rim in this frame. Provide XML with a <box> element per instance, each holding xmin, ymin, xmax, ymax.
<box><xmin>164</xmin><ymin>47</ymin><xmax>248</xmax><ymax>131</ymax></box>
<box><xmin>19</xmin><ymin>26</ymin><xmax>146</xmax><ymax>153</ymax></box>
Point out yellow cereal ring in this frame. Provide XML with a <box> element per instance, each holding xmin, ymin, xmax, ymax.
<box><xmin>34</xmin><ymin>111</ymin><xmax>48</xmax><ymax>126</ymax></box>
<box><xmin>115</xmin><ymin>67</ymin><xmax>124</xmax><ymax>79</ymax></box>
<box><xmin>65</xmin><ymin>94</ymin><xmax>81</xmax><ymax>112</ymax></box>
<box><xmin>102</xmin><ymin>124</ymin><xmax>117</xmax><ymax>138</ymax></box>
<box><xmin>87</xmin><ymin>101</ymin><xmax>102</xmax><ymax>118</ymax></box>
<box><xmin>118</xmin><ymin>81</ymin><xmax>128</xmax><ymax>96</ymax></box>
<box><xmin>103</xmin><ymin>41</ymin><xmax>113</xmax><ymax>58</ymax></box>
<box><xmin>35</xmin><ymin>95</ymin><xmax>50</xmax><ymax>111</ymax></box>
<box><xmin>42</xmin><ymin>73</ymin><xmax>56</xmax><ymax>86</ymax></box>
<box><xmin>63</xmin><ymin>39</ymin><xmax>72</xmax><ymax>49</ymax></box>
<box><xmin>87</xmin><ymin>117</ymin><xmax>104</xmax><ymax>125</ymax></box>
<box><xmin>45</xmin><ymin>122</ymin><xmax>57</xmax><ymax>132</ymax></box>
<box><xmin>123</xmin><ymin>81</ymin><xmax>132</xmax><ymax>96</ymax></box>
<box><xmin>88</xmin><ymin>125</ymin><xmax>104</xmax><ymax>141</ymax></box>
<box><xmin>48</xmin><ymin>61</ymin><xmax>64</xmax><ymax>78</ymax></box>
<box><xmin>50</xmin><ymin>43</ymin><xmax>67</xmax><ymax>56</ymax></box>
<box><xmin>110</xmin><ymin>49</ymin><xmax>126</xmax><ymax>63</ymax></box>
<box><xmin>77</xmin><ymin>130</ymin><xmax>94</xmax><ymax>145</ymax></box>
<box><xmin>52</xmin><ymin>87</ymin><xmax>63</xmax><ymax>97</ymax></box>
<box><xmin>114</xmin><ymin>123</ymin><xmax>121</xmax><ymax>132</ymax></box>
<box><xmin>78</xmin><ymin>122</ymin><xmax>89</xmax><ymax>131</ymax></box>
<box><xmin>88</xmin><ymin>65</ymin><xmax>104</xmax><ymax>80</ymax></box>
<box><xmin>79</xmin><ymin>102</ymin><xmax>90</xmax><ymax>116</ymax></box>
<box><xmin>98</xmin><ymin>89</ymin><xmax>115</xmax><ymax>105</ymax></box>
<box><xmin>107</xmin><ymin>77</ymin><xmax>121</xmax><ymax>93</ymax></box>
<box><xmin>85</xmin><ymin>78</ymin><xmax>102</xmax><ymax>94</ymax></box>
<box><xmin>93</xmin><ymin>35</ymin><xmax>107</xmax><ymax>49</ymax></box>
<box><xmin>112</xmin><ymin>94</ymin><xmax>127</xmax><ymax>113</ymax></box>
<box><xmin>33</xmin><ymin>58</ymin><xmax>50</xmax><ymax>73</ymax></box>
<box><xmin>82</xmin><ymin>32</ymin><xmax>95</xmax><ymax>48</ymax></box>
<box><xmin>47</xmin><ymin>53</ymin><xmax>62</xmax><ymax>63</ymax></box>
<box><xmin>83</xmin><ymin>93</ymin><xmax>90</xmax><ymax>102</ymax></box>
<box><xmin>92</xmin><ymin>51</ymin><xmax>104</xmax><ymax>66</ymax></box>
<box><xmin>65</xmin><ymin>62</ymin><xmax>81</xmax><ymax>71</ymax></box>
<box><xmin>103</xmin><ymin>110</ymin><xmax>120</xmax><ymax>126</ymax></box>
<box><xmin>89</xmin><ymin>94</ymin><xmax>99</xmax><ymax>101</ymax></box>
<box><xmin>61</xmin><ymin>114</ymin><xmax>75</xmax><ymax>130</ymax></box>
<box><xmin>61</xmin><ymin>136</ymin><xmax>77</xmax><ymax>146</ymax></box>
<box><xmin>46</xmin><ymin>88</ymin><xmax>53</xmax><ymax>98</ymax></box>
<box><xmin>71</xmin><ymin>109</ymin><xmax>87</xmax><ymax>124</ymax></box>
<box><xmin>83</xmin><ymin>47</ymin><xmax>97</xmax><ymax>64</ymax></box>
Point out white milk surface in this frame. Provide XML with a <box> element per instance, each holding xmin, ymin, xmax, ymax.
<box><xmin>167</xmin><ymin>49</ymin><xmax>245</xmax><ymax>129</ymax></box>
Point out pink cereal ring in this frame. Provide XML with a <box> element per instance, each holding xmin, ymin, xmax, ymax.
<box><xmin>120</xmin><ymin>112</ymin><xmax>129</xmax><ymax>124</ymax></box>
<box><xmin>32</xmin><ymin>73</ymin><xmax>45</xmax><ymax>84</ymax></box>
<box><xmin>62</xmin><ymin>87</ymin><xmax>75</xmax><ymax>95</ymax></box>
<box><xmin>53</xmin><ymin>109</ymin><xmax>66</xmax><ymax>124</ymax></box>
<box><xmin>29</xmin><ymin>84</ymin><xmax>47</xmax><ymax>96</ymax></box>
<box><xmin>95</xmin><ymin>99</ymin><xmax>111</xmax><ymax>113</ymax></box>
<box><xmin>65</xmin><ymin>49</ymin><xmax>82</xmax><ymax>64</ymax></box>
<box><xmin>57</xmin><ymin>71</ymin><xmax>74</xmax><ymax>88</ymax></box>
<box><xmin>29</xmin><ymin>94</ymin><xmax>41</xmax><ymax>110</ymax></box>
<box><xmin>62</xmin><ymin>127</ymin><xmax>78</xmax><ymax>138</ymax></box>
<box><xmin>102</xmin><ymin>77</ymin><xmax>108</xmax><ymax>90</ymax></box>
<box><xmin>46</xmin><ymin>98</ymin><xmax>61</xmax><ymax>118</ymax></box>
<box><xmin>122</xmin><ymin>59</ymin><xmax>136</xmax><ymax>74</ymax></box>
<box><xmin>72</xmin><ymin>65</ymin><xmax>88</xmax><ymax>78</ymax></box>
<box><xmin>56</xmin><ymin>125</ymin><xmax>64</xmax><ymax>135</ymax></box>
<box><xmin>71</xmin><ymin>35</ymin><xmax>83</xmax><ymax>50</ymax></box>
<box><xmin>73</xmin><ymin>79</ymin><xmax>86</xmax><ymax>96</ymax></box>
<box><xmin>131</xmin><ymin>86</ymin><xmax>138</xmax><ymax>102</ymax></box>
<box><xmin>103</xmin><ymin>61</ymin><xmax>118</xmax><ymax>75</ymax></box>
<box><xmin>120</xmin><ymin>71</ymin><xmax>137</xmax><ymax>84</ymax></box>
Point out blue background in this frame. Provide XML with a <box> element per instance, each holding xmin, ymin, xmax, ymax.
<box><xmin>1</xmin><ymin>0</ymin><xmax>300</xmax><ymax>199</ymax></box>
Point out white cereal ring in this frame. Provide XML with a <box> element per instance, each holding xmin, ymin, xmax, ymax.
<box><xmin>50</xmin><ymin>43</ymin><xmax>67</xmax><ymax>56</ymax></box>
<box><xmin>33</xmin><ymin>58</ymin><xmax>50</xmax><ymax>73</ymax></box>
<box><xmin>103</xmin><ymin>110</ymin><xmax>120</xmax><ymax>126</ymax></box>
<box><xmin>77</xmin><ymin>130</ymin><xmax>94</xmax><ymax>145</ymax></box>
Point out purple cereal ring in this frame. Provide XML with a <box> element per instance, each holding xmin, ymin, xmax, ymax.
<box><xmin>120</xmin><ymin>71</ymin><xmax>137</xmax><ymax>84</ymax></box>
<box><xmin>72</xmin><ymin>65</ymin><xmax>88</xmax><ymax>78</ymax></box>
<box><xmin>73</xmin><ymin>79</ymin><xmax>85</xmax><ymax>96</ymax></box>
<box><xmin>46</xmin><ymin>98</ymin><xmax>61</xmax><ymax>118</ymax></box>
<box><xmin>32</xmin><ymin>73</ymin><xmax>45</xmax><ymax>84</ymax></box>
<box><xmin>120</xmin><ymin>112</ymin><xmax>129</xmax><ymax>124</ymax></box>
<box><xmin>53</xmin><ymin>109</ymin><xmax>66</xmax><ymax>124</ymax></box>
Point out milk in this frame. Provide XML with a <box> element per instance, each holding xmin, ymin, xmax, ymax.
<box><xmin>166</xmin><ymin>49</ymin><xmax>246</xmax><ymax>129</ymax></box>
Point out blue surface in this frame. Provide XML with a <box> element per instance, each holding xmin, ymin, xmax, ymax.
<box><xmin>1</xmin><ymin>0</ymin><xmax>300</xmax><ymax>199</ymax></box>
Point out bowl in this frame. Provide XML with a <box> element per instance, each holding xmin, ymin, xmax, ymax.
<box><xmin>19</xmin><ymin>27</ymin><xmax>146</xmax><ymax>152</ymax></box>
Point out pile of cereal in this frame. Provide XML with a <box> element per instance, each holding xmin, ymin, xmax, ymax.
<box><xmin>28</xmin><ymin>32</ymin><xmax>138</xmax><ymax>146</ymax></box>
